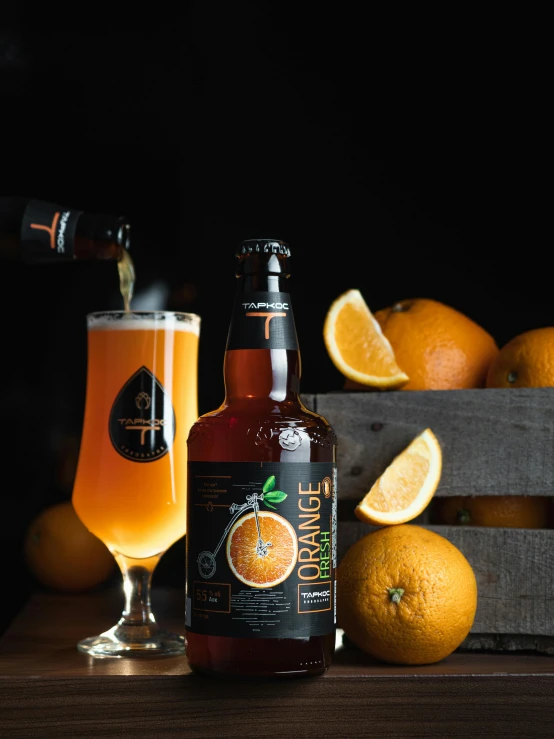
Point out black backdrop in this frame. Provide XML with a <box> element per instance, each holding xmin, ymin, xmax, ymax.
<box><xmin>0</xmin><ymin>6</ymin><xmax>550</xmax><ymax>632</ymax></box>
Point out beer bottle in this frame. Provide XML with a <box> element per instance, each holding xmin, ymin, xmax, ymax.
<box><xmin>0</xmin><ymin>196</ymin><xmax>131</xmax><ymax>263</ymax></box>
<box><xmin>185</xmin><ymin>238</ymin><xmax>338</xmax><ymax>679</ymax></box>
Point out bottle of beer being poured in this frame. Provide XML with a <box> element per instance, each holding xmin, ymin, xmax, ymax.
<box><xmin>185</xmin><ymin>238</ymin><xmax>338</xmax><ymax>679</ymax></box>
<box><xmin>0</xmin><ymin>196</ymin><xmax>134</xmax><ymax>310</ymax></box>
<box><xmin>0</xmin><ymin>196</ymin><xmax>131</xmax><ymax>263</ymax></box>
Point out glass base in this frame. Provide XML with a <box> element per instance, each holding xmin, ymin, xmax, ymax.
<box><xmin>77</xmin><ymin>624</ymin><xmax>185</xmax><ymax>659</ymax></box>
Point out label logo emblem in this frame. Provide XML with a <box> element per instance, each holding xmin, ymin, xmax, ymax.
<box><xmin>245</xmin><ymin>310</ymin><xmax>287</xmax><ymax>339</ymax></box>
<box><xmin>30</xmin><ymin>210</ymin><xmax>72</xmax><ymax>253</ymax></box>
<box><xmin>109</xmin><ymin>366</ymin><xmax>176</xmax><ymax>462</ymax></box>
<box><xmin>279</xmin><ymin>428</ymin><xmax>301</xmax><ymax>451</ymax></box>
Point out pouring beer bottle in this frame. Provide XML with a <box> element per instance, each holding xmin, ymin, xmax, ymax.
<box><xmin>0</xmin><ymin>196</ymin><xmax>131</xmax><ymax>263</ymax></box>
<box><xmin>185</xmin><ymin>238</ymin><xmax>338</xmax><ymax>678</ymax></box>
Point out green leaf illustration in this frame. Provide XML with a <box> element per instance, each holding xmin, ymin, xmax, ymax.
<box><xmin>264</xmin><ymin>502</ymin><xmax>276</xmax><ymax>510</ymax></box>
<box><xmin>263</xmin><ymin>476</ymin><xmax>276</xmax><ymax>493</ymax></box>
<box><xmin>264</xmin><ymin>490</ymin><xmax>287</xmax><ymax>507</ymax></box>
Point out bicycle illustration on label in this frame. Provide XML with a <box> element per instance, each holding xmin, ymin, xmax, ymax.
<box><xmin>197</xmin><ymin>475</ymin><xmax>298</xmax><ymax>588</ymax></box>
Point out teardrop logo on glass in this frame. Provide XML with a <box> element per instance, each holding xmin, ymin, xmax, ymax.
<box><xmin>109</xmin><ymin>366</ymin><xmax>176</xmax><ymax>462</ymax></box>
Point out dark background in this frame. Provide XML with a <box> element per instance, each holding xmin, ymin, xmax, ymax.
<box><xmin>0</xmin><ymin>6</ymin><xmax>550</xmax><ymax>633</ymax></box>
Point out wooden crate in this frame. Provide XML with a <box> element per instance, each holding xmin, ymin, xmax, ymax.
<box><xmin>301</xmin><ymin>388</ymin><xmax>554</xmax><ymax>653</ymax></box>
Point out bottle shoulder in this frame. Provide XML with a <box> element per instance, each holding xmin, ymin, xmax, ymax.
<box><xmin>188</xmin><ymin>399</ymin><xmax>337</xmax><ymax>459</ymax></box>
<box><xmin>193</xmin><ymin>399</ymin><xmax>333</xmax><ymax>428</ymax></box>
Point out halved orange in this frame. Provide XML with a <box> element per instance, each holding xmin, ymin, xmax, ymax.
<box><xmin>355</xmin><ymin>428</ymin><xmax>442</xmax><ymax>525</ymax></box>
<box><xmin>323</xmin><ymin>289</ymin><xmax>409</xmax><ymax>389</ymax></box>
<box><xmin>226</xmin><ymin>511</ymin><xmax>298</xmax><ymax>588</ymax></box>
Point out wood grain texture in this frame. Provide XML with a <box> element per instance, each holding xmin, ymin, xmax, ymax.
<box><xmin>462</xmin><ymin>633</ymin><xmax>554</xmax><ymax>654</ymax></box>
<box><xmin>3</xmin><ymin>673</ymin><xmax>554</xmax><ymax>738</ymax></box>
<box><xmin>339</xmin><ymin>523</ymin><xmax>554</xmax><ymax>636</ymax></box>
<box><xmin>1</xmin><ymin>590</ymin><xmax>554</xmax><ymax>738</ymax></box>
<box><xmin>302</xmin><ymin>388</ymin><xmax>554</xmax><ymax>499</ymax></box>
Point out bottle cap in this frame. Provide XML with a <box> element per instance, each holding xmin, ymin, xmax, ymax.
<box><xmin>235</xmin><ymin>239</ymin><xmax>291</xmax><ymax>277</ymax></box>
<box><xmin>236</xmin><ymin>239</ymin><xmax>290</xmax><ymax>257</ymax></box>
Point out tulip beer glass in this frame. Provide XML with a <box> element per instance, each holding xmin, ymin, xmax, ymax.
<box><xmin>72</xmin><ymin>310</ymin><xmax>201</xmax><ymax>657</ymax></box>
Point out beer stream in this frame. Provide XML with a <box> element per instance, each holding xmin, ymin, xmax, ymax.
<box><xmin>117</xmin><ymin>249</ymin><xmax>136</xmax><ymax>312</ymax></box>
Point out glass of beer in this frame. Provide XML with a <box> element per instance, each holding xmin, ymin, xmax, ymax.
<box><xmin>72</xmin><ymin>310</ymin><xmax>201</xmax><ymax>657</ymax></box>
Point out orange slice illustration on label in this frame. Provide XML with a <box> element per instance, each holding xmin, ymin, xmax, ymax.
<box><xmin>226</xmin><ymin>511</ymin><xmax>298</xmax><ymax>588</ymax></box>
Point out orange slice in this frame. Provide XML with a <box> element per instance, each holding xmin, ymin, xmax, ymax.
<box><xmin>323</xmin><ymin>289</ymin><xmax>409</xmax><ymax>389</ymax></box>
<box><xmin>355</xmin><ymin>428</ymin><xmax>442</xmax><ymax>525</ymax></box>
<box><xmin>226</xmin><ymin>511</ymin><xmax>298</xmax><ymax>588</ymax></box>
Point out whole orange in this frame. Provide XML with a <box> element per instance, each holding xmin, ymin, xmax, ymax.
<box><xmin>24</xmin><ymin>501</ymin><xmax>117</xmax><ymax>592</ymax></box>
<box><xmin>433</xmin><ymin>495</ymin><xmax>550</xmax><ymax>528</ymax></box>
<box><xmin>337</xmin><ymin>524</ymin><xmax>477</xmax><ymax>665</ymax></box>
<box><xmin>486</xmin><ymin>327</ymin><xmax>554</xmax><ymax>388</ymax></box>
<box><xmin>370</xmin><ymin>298</ymin><xmax>499</xmax><ymax>390</ymax></box>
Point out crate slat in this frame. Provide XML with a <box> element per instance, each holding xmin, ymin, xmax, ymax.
<box><xmin>302</xmin><ymin>388</ymin><xmax>554</xmax><ymax>499</ymax></box>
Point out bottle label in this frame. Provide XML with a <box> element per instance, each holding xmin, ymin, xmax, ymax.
<box><xmin>20</xmin><ymin>199</ymin><xmax>81</xmax><ymax>263</ymax></box>
<box><xmin>185</xmin><ymin>461</ymin><xmax>337</xmax><ymax>638</ymax></box>
<box><xmin>108</xmin><ymin>366</ymin><xmax>176</xmax><ymax>462</ymax></box>
<box><xmin>226</xmin><ymin>291</ymin><xmax>299</xmax><ymax>350</ymax></box>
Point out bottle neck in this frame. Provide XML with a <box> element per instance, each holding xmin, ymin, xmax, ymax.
<box><xmin>223</xmin><ymin>272</ymin><xmax>302</xmax><ymax>404</ymax></box>
<box><xmin>74</xmin><ymin>213</ymin><xmax>131</xmax><ymax>261</ymax></box>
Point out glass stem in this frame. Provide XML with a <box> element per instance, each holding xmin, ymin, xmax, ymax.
<box><xmin>111</xmin><ymin>554</ymin><xmax>162</xmax><ymax>640</ymax></box>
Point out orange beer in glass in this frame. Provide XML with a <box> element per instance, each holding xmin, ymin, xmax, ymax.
<box><xmin>72</xmin><ymin>310</ymin><xmax>200</xmax><ymax>657</ymax></box>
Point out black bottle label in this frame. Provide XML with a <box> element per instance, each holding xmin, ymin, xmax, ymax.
<box><xmin>20</xmin><ymin>199</ymin><xmax>81</xmax><ymax>263</ymax></box>
<box><xmin>185</xmin><ymin>461</ymin><xmax>337</xmax><ymax>638</ymax></box>
<box><xmin>226</xmin><ymin>291</ymin><xmax>299</xmax><ymax>350</ymax></box>
<box><xmin>108</xmin><ymin>366</ymin><xmax>176</xmax><ymax>462</ymax></box>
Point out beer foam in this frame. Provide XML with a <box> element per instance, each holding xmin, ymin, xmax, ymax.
<box><xmin>87</xmin><ymin>312</ymin><xmax>201</xmax><ymax>336</ymax></box>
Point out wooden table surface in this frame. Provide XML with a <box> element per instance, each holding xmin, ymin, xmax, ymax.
<box><xmin>1</xmin><ymin>588</ymin><xmax>554</xmax><ymax>738</ymax></box>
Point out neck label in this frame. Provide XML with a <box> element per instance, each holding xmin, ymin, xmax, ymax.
<box><xmin>226</xmin><ymin>291</ymin><xmax>299</xmax><ymax>350</ymax></box>
<box><xmin>20</xmin><ymin>199</ymin><xmax>81</xmax><ymax>263</ymax></box>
